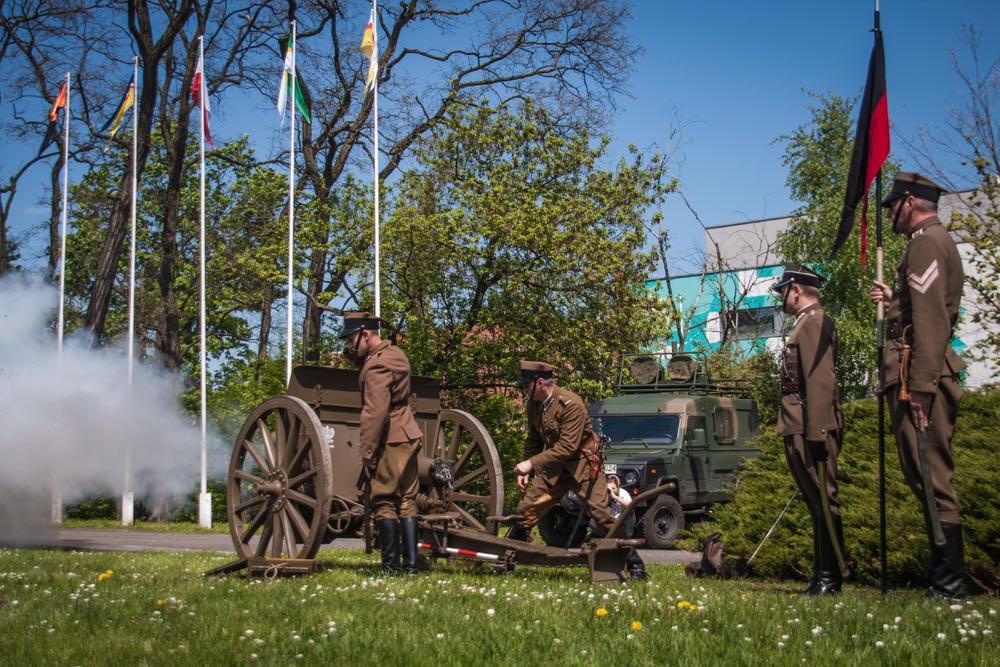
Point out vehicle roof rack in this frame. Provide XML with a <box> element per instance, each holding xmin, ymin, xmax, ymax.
<box><xmin>615</xmin><ymin>351</ymin><xmax>748</xmax><ymax>396</ymax></box>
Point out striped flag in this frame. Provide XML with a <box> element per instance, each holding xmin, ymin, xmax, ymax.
<box><xmin>360</xmin><ymin>7</ymin><xmax>377</xmax><ymax>91</ymax></box>
<box><xmin>277</xmin><ymin>35</ymin><xmax>311</xmax><ymax>124</ymax></box>
<box><xmin>191</xmin><ymin>50</ymin><xmax>214</xmax><ymax>149</ymax></box>
<box><xmin>37</xmin><ymin>79</ymin><xmax>68</xmax><ymax>157</ymax></box>
<box><xmin>100</xmin><ymin>74</ymin><xmax>136</xmax><ymax>151</ymax></box>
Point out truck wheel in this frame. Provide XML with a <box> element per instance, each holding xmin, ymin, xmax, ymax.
<box><xmin>538</xmin><ymin>506</ymin><xmax>586</xmax><ymax>548</ymax></box>
<box><xmin>641</xmin><ymin>495</ymin><xmax>685</xmax><ymax>548</ymax></box>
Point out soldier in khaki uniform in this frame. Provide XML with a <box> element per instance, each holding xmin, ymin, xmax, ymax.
<box><xmin>870</xmin><ymin>172</ymin><xmax>967</xmax><ymax>598</ymax></box>
<box><xmin>509</xmin><ymin>361</ymin><xmax>646</xmax><ymax>580</ymax></box>
<box><xmin>773</xmin><ymin>265</ymin><xmax>847</xmax><ymax>595</ymax></box>
<box><xmin>340</xmin><ymin>312</ymin><xmax>424</xmax><ymax>575</ymax></box>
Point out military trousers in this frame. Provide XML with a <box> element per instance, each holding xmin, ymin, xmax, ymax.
<box><xmin>783</xmin><ymin>431</ymin><xmax>842</xmax><ymax>518</ymax></box>
<box><xmin>371</xmin><ymin>438</ymin><xmax>421</xmax><ymax>521</ymax></box>
<box><xmin>887</xmin><ymin>376</ymin><xmax>962</xmax><ymax>524</ymax></box>
<box><xmin>517</xmin><ymin>467</ymin><xmax>616</xmax><ymax>535</ymax></box>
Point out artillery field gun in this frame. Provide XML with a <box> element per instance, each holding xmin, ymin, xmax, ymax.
<box><xmin>214</xmin><ymin>365</ymin><xmax>665</xmax><ymax>584</ymax></box>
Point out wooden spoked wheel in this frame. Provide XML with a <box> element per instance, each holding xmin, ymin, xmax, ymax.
<box><xmin>227</xmin><ymin>396</ymin><xmax>332</xmax><ymax>560</ymax></box>
<box><xmin>428</xmin><ymin>409</ymin><xmax>504</xmax><ymax>534</ymax></box>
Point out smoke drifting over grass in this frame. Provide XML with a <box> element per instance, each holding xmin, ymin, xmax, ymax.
<box><xmin>0</xmin><ymin>275</ymin><xmax>204</xmax><ymax>539</ymax></box>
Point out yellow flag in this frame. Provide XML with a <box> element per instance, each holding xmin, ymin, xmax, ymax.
<box><xmin>359</xmin><ymin>7</ymin><xmax>377</xmax><ymax>90</ymax></box>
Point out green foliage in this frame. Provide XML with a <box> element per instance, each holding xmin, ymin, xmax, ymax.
<box><xmin>381</xmin><ymin>100</ymin><xmax>671</xmax><ymax>403</ymax></box>
<box><xmin>775</xmin><ymin>92</ymin><xmax>904</xmax><ymax>400</ymax></box>
<box><xmin>2</xmin><ymin>549</ymin><xmax>997</xmax><ymax>664</ymax></box>
<box><xmin>65</xmin><ymin>497</ymin><xmax>117</xmax><ymax>521</ymax></box>
<box><xmin>687</xmin><ymin>389</ymin><xmax>1000</xmax><ymax>593</ymax></box>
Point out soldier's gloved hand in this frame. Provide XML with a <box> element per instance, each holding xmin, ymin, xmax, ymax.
<box><xmin>807</xmin><ymin>439</ymin><xmax>829</xmax><ymax>462</ymax></box>
<box><xmin>362</xmin><ymin>448</ymin><xmax>378</xmax><ymax>474</ymax></box>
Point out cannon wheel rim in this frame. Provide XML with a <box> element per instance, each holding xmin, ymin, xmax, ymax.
<box><xmin>430</xmin><ymin>409</ymin><xmax>504</xmax><ymax>534</ymax></box>
<box><xmin>227</xmin><ymin>395</ymin><xmax>332</xmax><ymax>560</ymax></box>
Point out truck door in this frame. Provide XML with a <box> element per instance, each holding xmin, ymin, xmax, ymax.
<box><xmin>684</xmin><ymin>415</ymin><xmax>711</xmax><ymax>496</ymax></box>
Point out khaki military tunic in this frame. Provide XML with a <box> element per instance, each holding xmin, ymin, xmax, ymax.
<box><xmin>359</xmin><ymin>340</ymin><xmax>423</xmax><ymax>520</ymax></box>
<box><xmin>517</xmin><ymin>386</ymin><xmax>616</xmax><ymax>533</ymax></box>
<box><xmin>883</xmin><ymin>216</ymin><xmax>965</xmax><ymax>524</ymax></box>
<box><xmin>777</xmin><ymin>303</ymin><xmax>845</xmax><ymax>516</ymax></box>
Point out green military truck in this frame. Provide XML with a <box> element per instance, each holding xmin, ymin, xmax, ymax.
<box><xmin>537</xmin><ymin>353</ymin><xmax>761</xmax><ymax>549</ymax></box>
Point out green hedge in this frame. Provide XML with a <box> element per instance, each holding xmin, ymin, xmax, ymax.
<box><xmin>685</xmin><ymin>389</ymin><xmax>1000</xmax><ymax>593</ymax></box>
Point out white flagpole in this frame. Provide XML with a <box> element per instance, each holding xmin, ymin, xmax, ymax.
<box><xmin>372</xmin><ymin>0</ymin><xmax>381</xmax><ymax>318</ymax></box>
<box><xmin>286</xmin><ymin>20</ymin><xmax>297</xmax><ymax>384</ymax></box>
<box><xmin>197</xmin><ymin>36</ymin><xmax>211</xmax><ymax>528</ymax></box>
<box><xmin>53</xmin><ymin>70</ymin><xmax>70</xmax><ymax>526</ymax></box>
<box><xmin>122</xmin><ymin>57</ymin><xmax>139</xmax><ymax>526</ymax></box>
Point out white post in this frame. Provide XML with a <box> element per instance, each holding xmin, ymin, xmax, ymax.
<box><xmin>197</xmin><ymin>36</ymin><xmax>211</xmax><ymax>528</ymax></box>
<box><xmin>285</xmin><ymin>20</ymin><xmax>297</xmax><ymax>384</ymax></box>
<box><xmin>372</xmin><ymin>0</ymin><xmax>381</xmax><ymax>318</ymax></box>
<box><xmin>122</xmin><ymin>58</ymin><xmax>138</xmax><ymax>526</ymax></box>
<box><xmin>53</xmin><ymin>71</ymin><xmax>71</xmax><ymax>526</ymax></box>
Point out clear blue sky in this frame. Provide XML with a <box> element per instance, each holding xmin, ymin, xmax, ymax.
<box><xmin>5</xmin><ymin>0</ymin><xmax>999</xmax><ymax>275</ymax></box>
<box><xmin>614</xmin><ymin>0</ymin><xmax>999</xmax><ymax>273</ymax></box>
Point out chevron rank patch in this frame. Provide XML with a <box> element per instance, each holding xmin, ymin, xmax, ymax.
<box><xmin>907</xmin><ymin>259</ymin><xmax>939</xmax><ymax>294</ymax></box>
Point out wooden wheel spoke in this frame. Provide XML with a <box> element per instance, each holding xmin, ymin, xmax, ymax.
<box><xmin>234</xmin><ymin>470</ymin><xmax>265</xmax><ymax>486</ymax></box>
<box><xmin>234</xmin><ymin>495</ymin><xmax>266</xmax><ymax>515</ymax></box>
<box><xmin>257</xmin><ymin>418</ymin><xmax>276</xmax><ymax>465</ymax></box>
<box><xmin>240</xmin><ymin>504</ymin><xmax>269</xmax><ymax>544</ymax></box>
<box><xmin>270</xmin><ymin>513</ymin><xmax>285</xmax><ymax>557</ymax></box>
<box><xmin>242</xmin><ymin>439</ymin><xmax>269</xmax><ymax>473</ymax></box>
<box><xmin>450</xmin><ymin>491</ymin><xmax>489</xmax><ymax>505</ymax></box>
<box><xmin>453</xmin><ymin>444</ymin><xmax>479</xmax><ymax>476</ymax></box>
<box><xmin>284</xmin><ymin>504</ymin><xmax>310</xmax><ymax>541</ymax></box>
<box><xmin>284</xmin><ymin>414</ymin><xmax>302</xmax><ymax>469</ymax></box>
<box><xmin>452</xmin><ymin>504</ymin><xmax>486</xmax><ymax>532</ymax></box>
<box><xmin>254</xmin><ymin>517</ymin><xmax>274</xmax><ymax>557</ymax></box>
<box><xmin>287</xmin><ymin>468</ymin><xmax>317</xmax><ymax>489</ymax></box>
<box><xmin>452</xmin><ymin>465</ymin><xmax>488</xmax><ymax>490</ymax></box>
<box><xmin>447</xmin><ymin>424</ymin><xmax>463</xmax><ymax>459</ymax></box>
<box><xmin>285</xmin><ymin>488</ymin><xmax>319</xmax><ymax>510</ymax></box>
<box><xmin>286</xmin><ymin>429</ymin><xmax>311</xmax><ymax>475</ymax></box>
<box><xmin>281</xmin><ymin>513</ymin><xmax>297</xmax><ymax>556</ymax></box>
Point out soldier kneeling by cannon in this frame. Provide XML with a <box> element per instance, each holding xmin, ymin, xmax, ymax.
<box><xmin>510</xmin><ymin>361</ymin><xmax>647</xmax><ymax>581</ymax></box>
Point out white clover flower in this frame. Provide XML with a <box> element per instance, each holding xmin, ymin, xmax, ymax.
<box><xmin>875</xmin><ymin>641</ymin><xmax>885</xmax><ymax>649</ymax></box>
<box><xmin>777</xmin><ymin>642</ymin><xmax>785</xmax><ymax>649</ymax></box>
<box><xmin>245</xmin><ymin>629</ymin><xmax>254</xmax><ymax>637</ymax></box>
<box><xmin>812</xmin><ymin>626</ymin><xmax>822</xmax><ymax>636</ymax></box>
<box><xmin>487</xmin><ymin>609</ymin><xmax>495</xmax><ymax>617</ymax></box>
<box><xmin>950</xmin><ymin>604</ymin><xmax>963</xmax><ymax>612</ymax></box>
<box><xmin>435</xmin><ymin>633</ymin><xmax>444</xmax><ymax>640</ymax></box>
<box><xmin>937</xmin><ymin>633</ymin><xmax>947</xmax><ymax>641</ymax></box>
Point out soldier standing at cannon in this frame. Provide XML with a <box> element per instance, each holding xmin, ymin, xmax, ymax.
<box><xmin>773</xmin><ymin>265</ymin><xmax>847</xmax><ymax>595</ymax></box>
<box><xmin>341</xmin><ymin>311</ymin><xmax>424</xmax><ymax>575</ymax></box>
<box><xmin>870</xmin><ymin>172</ymin><xmax>967</xmax><ymax>598</ymax></box>
<box><xmin>509</xmin><ymin>360</ymin><xmax>647</xmax><ymax>581</ymax></box>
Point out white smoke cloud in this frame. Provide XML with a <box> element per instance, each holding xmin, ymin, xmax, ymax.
<box><xmin>0</xmin><ymin>274</ymin><xmax>209</xmax><ymax>538</ymax></box>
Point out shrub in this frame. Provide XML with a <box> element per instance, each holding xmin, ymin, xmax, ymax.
<box><xmin>685</xmin><ymin>389</ymin><xmax>1000</xmax><ymax>593</ymax></box>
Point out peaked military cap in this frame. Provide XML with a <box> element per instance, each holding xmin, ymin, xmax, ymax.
<box><xmin>771</xmin><ymin>264</ymin><xmax>825</xmax><ymax>293</ymax></box>
<box><xmin>338</xmin><ymin>311</ymin><xmax>383</xmax><ymax>338</ymax></box>
<box><xmin>517</xmin><ymin>360</ymin><xmax>556</xmax><ymax>386</ymax></box>
<box><xmin>880</xmin><ymin>171</ymin><xmax>947</xmax><ymax>208</ymax></box>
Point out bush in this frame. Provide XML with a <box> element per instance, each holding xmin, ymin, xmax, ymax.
<box><xmin>685</xmin><ymin>389</ymin><xmax>1000</xmax><ymax>593</ymax></box>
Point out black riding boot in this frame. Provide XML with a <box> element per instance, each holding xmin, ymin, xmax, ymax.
<box><xmin>926</xmin><ymin>522</ymin><xmax>967</xmax><ymax>599</ymax></box>
<box><xmin>507</xmin><ymin>524</ymin><xmax>530</xmax><ymax>542</ymax></box>
<box><xmin>400</xmin><ymin>516</ymin><xmax>421</xmax><ymax>575</ymax></box>
<box><xmin>377</xmin><ymin>518</ymin><xmax>401</xmax><ymax>574</ymax></box>
<box><xmin>807</xmin><ymin>514</ymin><xmax>843</xmax><ymax>595</ymax></box>
<box><xmin>627</xmin><ymin>548</ymin><xmax>647</xmax><ymax>581</ymax></box>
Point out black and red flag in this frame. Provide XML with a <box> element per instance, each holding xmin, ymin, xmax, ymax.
<box><xmin>831</xmin><ymin>27</ymin><xmax>889</xmax><ymax>268</ymax></box>
<box><xmin>37</xmin><ymin>79</ymin><xmax>68</xmax><ymax>157</ymax></box>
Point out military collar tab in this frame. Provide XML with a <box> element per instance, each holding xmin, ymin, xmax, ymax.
<box><xmin>909</xmin><ymin>216</ymin><xmax>940</xmax><ymax>239</ymax></box>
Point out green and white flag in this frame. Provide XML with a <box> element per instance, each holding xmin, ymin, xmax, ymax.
<box><xmin>277</xmin><ymin>35</ymin><xmax>311</xmax><ymax>124</ymax></box>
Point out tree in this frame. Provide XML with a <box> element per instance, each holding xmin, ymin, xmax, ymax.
<box><xmin>775</xmin><ymin>91</ymin><xmax>901</xmax><ymax>399</ymax></box>
<box><xmin>257</xmin><ymin>0</ymin><xmax>643</xmax><ymax>363</ymax></box>
<box><xmin>379</xmin><ymin>100</ymin><xmax>669</xmax><ymax>399</ymax></box>
<box><xmin>904</xmin><ymin>26</ymin><xmax>1000</xmax><ymax>371</ymax></box>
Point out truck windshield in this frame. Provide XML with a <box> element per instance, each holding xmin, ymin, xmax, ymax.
<box><xmin>592</xmin><ymin>415</ymin><xmax>680</xmax><ymax>444</ymax></box>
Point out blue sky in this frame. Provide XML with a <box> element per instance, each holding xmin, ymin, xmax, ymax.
<box><xmin>4</xmin><ymin>1</ymin><xmax>999</xmax><ymax>275</ymax></box>
<box><xmin>614</xmin><ymin>0</ymin><xmax>999</xmax><ymax>272</ymax></box>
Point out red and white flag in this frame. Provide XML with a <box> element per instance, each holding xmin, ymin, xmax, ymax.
<box><xmin>191</xmin><ymin>50</ymin><xmax>214</xmax><ymax>149</ymax></box>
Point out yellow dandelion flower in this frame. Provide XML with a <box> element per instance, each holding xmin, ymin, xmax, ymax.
<box><xmin>788</xmin><ymin>593</ymin><xmax>798</xmax><ymax>600</ymax></box>
<box><xmin>155</xmin><ymin>599</ymin><xmax>166</xmax><ymax>606</ymax></box>
<box><xmin>690</xmin><ymin>604</ymin><xmax>700</xmax><ymax>611</ymax></box>
<box><xmin>631</xmin><ymin>620</ymin><xmax>643</xmax><ymax>631</ymax></box>
<box><xmin>97</xmin><ymin>570</ymin><xmax>113</xmax><ymax>582</ymax></box>
<box><xmin>595</xmin><ymin>608</ymin><xmax>608</xmax><ymax>618</ymax></box>
<box><xmin>677</xmin><ymin>601</ymin><xmax>691</xmax><ymax>609</ymax></box>
<box><xmin>740</xmin><ymin>592</ymin><xmax>751</xmax><ymax>601</ymax></box>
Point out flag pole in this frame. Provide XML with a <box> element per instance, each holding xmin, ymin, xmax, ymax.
<box><xmin>286</xmin><ymin>20</ymin><xmax>297</xmax><ymax>383</ymax></box>
<box><xmin>372</xmin><ymin>0</ymin><xmax>381</xmax><ymax>318</ymax></box>
<box><xmin>873</xmin><ymin>2</ymin><xmax>887</xmax><ymax>595</ymax></box>
<box><xmin>197</xmin><ymin>35</ymin><xmax>211</xmax><ymax>528</ymax></box>
<box><xmin>122</xmin><ymin>57</ymin><xmax>139</xmax><ymax>527</ymax></box>
<box><xmin>53</xmin><ymin>70</ymin><xmax>70</xmax><ymax>526</ymax></box>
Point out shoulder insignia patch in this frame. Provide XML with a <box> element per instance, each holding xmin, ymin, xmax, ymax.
<box><xmin>907</xmin><ymin>259</ymin><xmax>939</xmax><ymax>294</ymax></box>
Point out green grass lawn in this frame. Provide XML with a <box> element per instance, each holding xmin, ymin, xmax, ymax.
<box><xmin>61</xmin><ymin>518</ymin><xmax>229</xmax><ymax>534</ymax></box>
<box><xmin>0</xmin><ymin>548</ymin><xmax>994</xmax><ymax>666</ymax></box>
